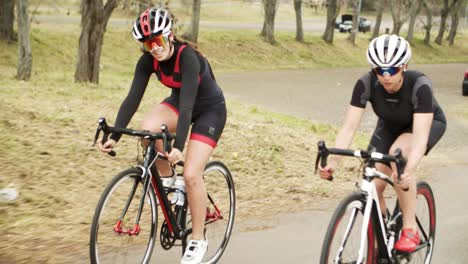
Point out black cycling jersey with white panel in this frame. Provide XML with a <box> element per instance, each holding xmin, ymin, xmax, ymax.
<box><xmin>350</xmin><ymin>70</ymin><xmax>446</xmax><ymax>134</ymax></box>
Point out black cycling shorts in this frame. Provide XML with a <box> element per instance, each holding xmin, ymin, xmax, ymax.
<box><xmin>368</xmin><ymin>118</ymin><xmax>446</xmax><ymax>165</ymax></box>
<box><xmin>161</xmin><ymin>97</ymin><xmax>226</xmax><ymax>148</ymax></box>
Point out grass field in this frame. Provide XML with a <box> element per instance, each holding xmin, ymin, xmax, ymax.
<box><xmin>1</xmin><ymin>8</ymin><xmax>467</xmax><ymax>262</ymax></box>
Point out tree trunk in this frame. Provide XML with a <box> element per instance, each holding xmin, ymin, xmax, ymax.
<box><xmin>294</xmin><ymin>0</ymin><xmax>304</xmax><ymax>42</ymax></box>
<box><xmin>75</xmin><ymin>0</ymin><xmax>118</xmax><ymax>84</ymax></box>
<box><xmin>322</xmin><ymin>0</ymin><xmax>339</xmax><ymax>44</ymax></box>
<box><xmin>182</xmin><ymin>0</ymin><xmax>201</xmax><ymax>43</ymax></box>
<box><xmin>421</xmin><ymin>0</ymin><xmax>433</xmax><ymax>45</ymax></box>
<box><xmin>447</xmin><ymin>0</ymin><xmax>462</xmax><ymax>45</ymax></box>
<box><xmin>261</xmin><ymin>0</ymin><xmax>278</xmax><ymax>44</ymax></box>
<box><xmin>348</xmin><ymin>0</ymin><xmax>360</xmax><ymax>44</ymax></box>
<box><xmin>0</xmin><ymin>0</ymin><xmax>15</xmax><ymax>42</ymax></box>
<box><xmin>435</xmin><ymin>0</ymin><xmax>449</xmax><ymax>45</ymax></box>
<box><xmin>406</xmin><ymin>0</ymin><xmax>421</xmax><ymax>43</ymax></box>
<box><xmin>389</xmin><ymin>0</ymin><xmax>411</xmax><ymax>35</ymax></box>
<box><xmin>372</xmin><ymin>0</ymin><xmax>385</xmax><ymax>39</ymax></box>
<box><xmin>16</xmin><ymin>0</ymin><xmax>32</xmax><ymax>81</ymax></box>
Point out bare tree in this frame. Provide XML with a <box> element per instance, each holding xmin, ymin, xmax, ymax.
<box><xmin>261</xmin><ymin>0</ymin><xmax>279</xmax><ymax>44</ymax></box>
<box><xmin>435</xmin><ymin>0</ymin><xmax>459</xmax><ymax>45</ymax></box>
<box><xmin>0</xmin><ymin>0</ymin><xmax>15</xmax><ymax>42</ymax></box>
<box><xmin>420</xmin><ymin>0</ymin><xmax>434</xmax><ymax>44</ymax></box>
<box><xmin>372</xmin><ymin>0</ymin><xmax>385</xmax><ymax>39</ymax></box>
<box><xmin>75</xmin><ymin>0</ymin><xmax>118</xmax><ymax>83</ymax></box>
<box><xmin>348</xmin><ymin>0</ymin><xmax>360</xmax><ymax>44</ymax></box>
<box><xmin>182</xmin><ymin>0</ymin><xmax>201</xmax><ymax>43</ymax></box>
<box><xmin>16</xmin><ymin>0</ymin><xmax>32</xmax><ymax>80</ymax></box>
<box><xmin>406</xmin><ymin>0</ymin><xmax>421</xmax><ymax>43</ymax></box>
<box><xmin>389</xmin><ymin>0</ymin><xmax>412</xmax><ymax>35</ymax></box>
<box><xmin>447</xmin><ymin>0</ymin><xmax>463</xmax><ymax>45</ymax></box>
<box><xmin>322</xmin><ymin>0</ymin><xmax>340</xmax><ymax>43</ymax></box>
<box><xmin>294</xmin><ymin>0</ymin><xmax>304</xmax><ymax>42</ymax></box>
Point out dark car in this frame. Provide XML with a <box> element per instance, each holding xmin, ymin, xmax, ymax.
<box><xmin>463</xmin><ymin>68</ymin><xmax>468</xmax><ymax>96</ymax></box>
<box><xmin>335</xmin><ymin>14</ymin><xmax>371</xmax><ymax>33</ymax></box>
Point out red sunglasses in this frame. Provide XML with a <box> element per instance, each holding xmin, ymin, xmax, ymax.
<box><xmin>142</xmin><ymin>34</ymin><xmax>169</xmax><ymax>52</ymax></box>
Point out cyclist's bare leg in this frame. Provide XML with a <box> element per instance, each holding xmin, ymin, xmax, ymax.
<box><xmin>375</xmin><ymin>163</ymin><xmax>391</xmax><ymax>216</ymax></box>
<box><xmin>389</xmin><ymin>133</ymin><xmax>417</xmax><ymax>231</ymax></box>
<box><xmin>183</xmin><ymin>140</ymin><xmax>213</xmax><ymax>240</ymax></box>
<box><xmin>141</xmin><ymin>104</ymin><xmax>178</xmax><ymax>176</ymax></box>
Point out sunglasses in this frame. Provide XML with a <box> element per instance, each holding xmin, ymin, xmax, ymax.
<box><xmin>372</xmin><ymin>66</ymin><xmax>402</xmax><ymax>76</ymax></box>
<box><xmin>142</xmin><ymin>34</ymin><xmax>169</xmax><ymax>52</ymax></box>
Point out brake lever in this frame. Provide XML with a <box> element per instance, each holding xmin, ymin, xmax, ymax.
<box><xmin>394</xmin><ymin>148</ymin><xmax>408</xmax><ymax>191</ymax></box>
<box><xmin>93</xmin><ymin>117</ymin><xmax>116</xmax><ymax>157</ymax></box>
<box><xmin>315</xmin><ymin>140</ymin><xmax>333</xmax><ymax>181</ymax></box>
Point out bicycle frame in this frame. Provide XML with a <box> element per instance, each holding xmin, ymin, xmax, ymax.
<box><xmin>119</xmin><ymin>139</ymin><xmax>190</xmax><ymax>240</ymax></box>
<box><xmin>351</xmin><ymin>167</ymin><xmax>396</xmax><ymax>263</ymax></box>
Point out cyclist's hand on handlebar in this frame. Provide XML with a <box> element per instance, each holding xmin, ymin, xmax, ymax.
<box><xmin>96</xmin><ymin>138</ymin><xmax>117</xmax><ymax>154</ymax></box>
<box><xmin>167</xmin><ymin>148</ymin><xmax>183</xmax><ymax>165</ymax></box>
<box><xmin>319</xmin><ymin>159</ymin><xmax>337</xmax><ymax>181</ymax></box>
<box><xmin>394</xmin><ymin>170</ymin><xmax>412</xmax><ymax>191</ymax></box>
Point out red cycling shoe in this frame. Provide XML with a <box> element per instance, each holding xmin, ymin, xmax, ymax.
<box><xmin>394</xmin><ymin>228</ymin><xmax>420</xmax><ymax>252</ymax></box>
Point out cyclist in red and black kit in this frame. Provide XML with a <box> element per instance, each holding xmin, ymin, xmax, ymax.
<box><xmin>318</xmin><ymin>34</ymin><xmax>446</xmax><ymax>253</ymax></box>
<box><xmin>96</xmin><ymin>7</ymin><xmax>226</xmax><ymax>263</ymax></box>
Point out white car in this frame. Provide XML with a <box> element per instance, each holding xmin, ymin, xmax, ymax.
<box><xmin>338</xmin><ymin>21</ymin><xmax>353</xmax><ymax>33</ymax></box>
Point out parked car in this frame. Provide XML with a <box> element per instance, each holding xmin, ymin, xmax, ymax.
<box><xmin>339</xmin><ymin>20</ymin><xmax>353</xmax><ymax>33</ymax></box>
<box><xmin>335</xmin><ymin>14</ymin><xmax>371</xmax><ymax>33</ymax></box>
<box><xmin>463</xmin><ymin>68</ymin><xmax>468</xmax><ymax>96</ymax></box>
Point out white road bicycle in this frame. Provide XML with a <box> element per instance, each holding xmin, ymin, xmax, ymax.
<box><xmin>315</xmin><ymin>141</ymin><xmax>436</xmax><ymax>264</ymax></box>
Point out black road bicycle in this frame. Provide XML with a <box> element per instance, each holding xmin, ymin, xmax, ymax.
<box><xmin>315</xmin><ymin>141</ymin><xmax>436</xmax><ymax>264</ymax></box>
<box><xmin>89</xmin><ymin>118</ymin><xmax>235</xmax><ymax>264</ymax></box>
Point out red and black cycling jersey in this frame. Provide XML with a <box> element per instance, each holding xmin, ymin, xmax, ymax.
<box><xmin>350</xmin><ymin>70</ymin><xmax>446</xmax><ymax>134</ymax></box>
<box><xmin>111</xmin><ymin>42</ymin><xmax>225</xmax><ymax>150</ymax></box>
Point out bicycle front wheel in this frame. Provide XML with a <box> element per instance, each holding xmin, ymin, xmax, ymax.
<box><xmin>320</xmin><ymin>192</ymin><xmax>375</xmax><ymax>264</ymax></box>
<box><xmin>90</xmin><ymin>168</ymin><xmax>158</xmax><ymax>264</ymax></box>
<box><xmin>185</xmin><ymin>161</ymin><xmax>235</xmax><ymax>264</ymax></box>
<box><xmin>409</xmin><ymin>181</ymin><xmax>436</xmax><ymax>263</ymax></box>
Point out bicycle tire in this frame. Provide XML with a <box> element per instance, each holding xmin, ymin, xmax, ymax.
<box><xmin>90</xmin><ymin>168</ymin><xmax>158</xmax><ymax>264</ymax></box>
<box><xmin>394</xmin><ymin>181</ymin><xmax>436</xmax><ymax>263</ymax></box>
<box><xmin>183</xmin><ymin>160</ymin><xmax>235</xmax><ymax>264</ymax></box>
<box><xmin>320</xmin><ymin>192</ymin><xmax>375</xmax><ymax>264</ymax></box>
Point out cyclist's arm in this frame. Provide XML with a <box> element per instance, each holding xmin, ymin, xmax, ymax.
<box><xmin>330</xmin><ymin>78</ymin><xmax>368</xmax><ymax>164</ymax></box>
<box><xmin>405</xmin><ymin>113</ymin><xmax>432</xmax><ymax>174</ymax></box>
<box><xmin>329</xmin><ymin>105</ymin><xmax>365</xmax><ymax>165</ymax></box>
<box><xmin>110</xmin><ymin>54</ymin><xmax>153</xmax><ymax>142</ymax></box>
<box><xmin>405</xmin><ymin>83</ymin><xmax>434</xmax><ymax>173</ymax></box>
<box><xmin>172</xmin><ymin>48</ymin><xmax>200</xmax><ymax>151</ymax></box>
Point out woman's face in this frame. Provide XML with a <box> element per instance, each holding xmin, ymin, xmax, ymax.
<box><xmin>144</xmin><ymin>33</ymin><xmax>173</xmax><ymax>61</ymax></box>
<box><xmin>374</xmin><ymin>65</ymin><xmax>407</xmax><ymax>93</ymax></box>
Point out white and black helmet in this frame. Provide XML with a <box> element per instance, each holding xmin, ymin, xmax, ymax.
<box><xmin>366</xmin><ymin>34</ymin><xmax>412</xmax><ymax>68</ymax></box>
<box><xmin>132</xmin><ymin>7</ymin><xmax>172</xmax><ymax>42</ymax></box>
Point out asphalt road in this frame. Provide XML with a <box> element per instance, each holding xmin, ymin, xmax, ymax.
<box><xmin>215</xmin><ymin>63</ymin><xmax>468</xmax><ymax>263</ymax></box>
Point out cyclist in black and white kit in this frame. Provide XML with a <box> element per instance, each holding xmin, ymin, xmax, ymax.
<box><xmin>96</xmin><ymin>8</ymin><xmax>226</xmax><ymax>263</ymax></box>
<box><xmin>318</xmin><ymin>34</ymin><xmax>446</xmax><ymax>253</ymax></box>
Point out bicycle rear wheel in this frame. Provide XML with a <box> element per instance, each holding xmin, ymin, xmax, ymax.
<box><xmin>320</xmin><ymin>192</ymin><xmax>375</xmax><ymax>264</ymax></box>
<box><xmin>90</xmin><ymin>168</ymin><xmax>158</xmax><ymax>264</ymax></box>
<box><xmin>404</xmin><ymin>181</ymin><xmax>436</xmax><ymax>263</ymax></box>
<box><xmin>184</xmin><ymin>161</ymin><xmax>235</xmax><ymax>264</ymax></box>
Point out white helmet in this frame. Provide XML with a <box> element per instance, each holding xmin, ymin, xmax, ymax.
<box><xmin>132</xmin><ymin>7</ymin><xmax>172</xmax><ymax>42</ymax></box>
<box><xmin>366</xmin><ymin>34</ymin><xmax>412</xmax><ymax>68</ymax></box>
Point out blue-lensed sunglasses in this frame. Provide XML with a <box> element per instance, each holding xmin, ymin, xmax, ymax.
<box><xmin>372</xmin><ymin>66</ymin><xmax>402</xmax><ymax>76</ymax></box>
